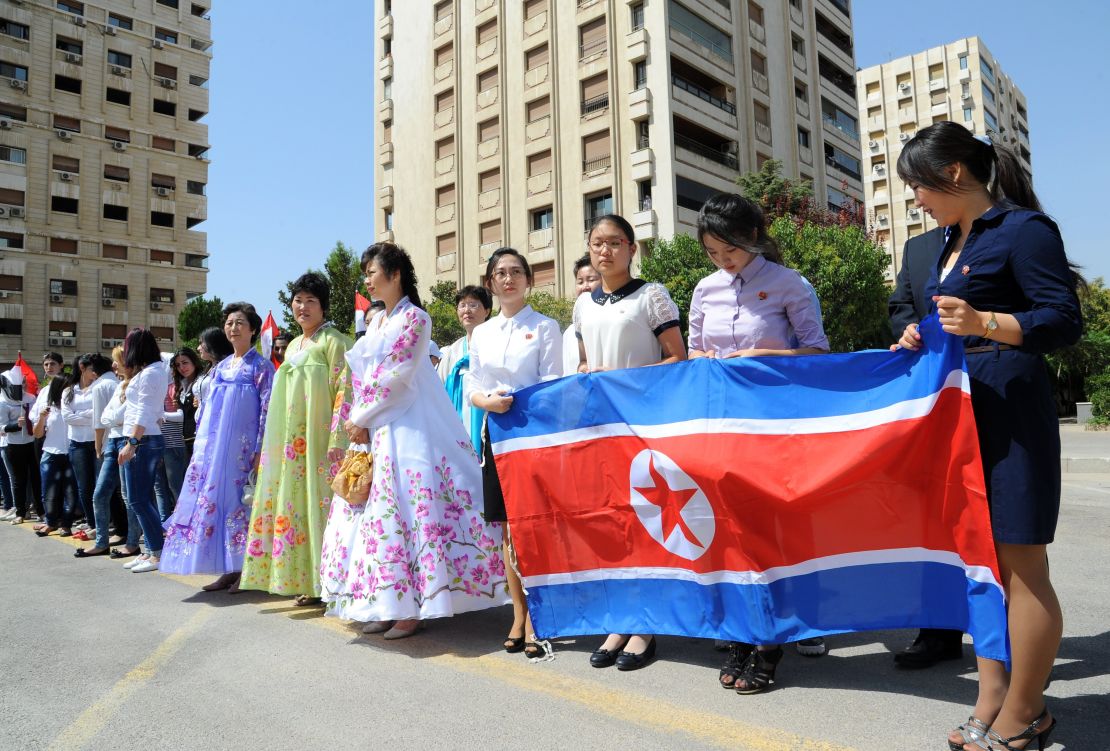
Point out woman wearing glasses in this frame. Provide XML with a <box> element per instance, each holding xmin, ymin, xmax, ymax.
<box><xmin>574</xmin><ymin>214</ymin><xmax>686</xmax><ymax>671</ymax></box>
<box><xmin>436</xmin><ymin>284</ymin><xmax>493</xmax><ymax>454</ymax></box>
<box><xmin>466</xmin><ymin>247</ymin><xmax>563</xmax><ymax>657</ymax></box>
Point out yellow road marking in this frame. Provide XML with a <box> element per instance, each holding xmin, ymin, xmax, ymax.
<box><xmin>46</xmin><ymin>609</ymin><xmax>212</xmax><ymax>751</ymax></box>
<box><xmin>21</xmin><ymin>527</ymin><xmax>855</xmax><ymax>751</ymax></box>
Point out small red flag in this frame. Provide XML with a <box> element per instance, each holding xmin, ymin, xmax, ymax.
<box><xmin>354</xmin><ymin>291</ymin><xmax>372</xmax><ymax>335</ymax></box>
<box><xmin>259</xmin><ymin>311</ymin><xmax>281</xmax><ymax>368</ymax></box>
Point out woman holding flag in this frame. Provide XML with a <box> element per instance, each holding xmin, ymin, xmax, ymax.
<box><xmin>894</xmin><ymin>122</ymin><xmax>1081</xmax><ymax>751</ymax></box>
<box><xmin>161</xmin><ymin>302</ymin><xmax>275</xmax><ymax>591</ymax></box>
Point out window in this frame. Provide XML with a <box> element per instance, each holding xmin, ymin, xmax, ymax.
<box><xmin>0</xmin><ymin>319</ymin><xmax>22</xmax><ymax>336</ymax></box>
<box><xmin>188</xmin><ymin>143</ymin><xmax>208</xmax><ymax>158</ymax></box>
<box><xmin>0</xmin><ymin>103</ymin><xmax>27</xmax><ymax>121</ymax></box>
<box><xmin>436</xmin><ymin>184</ymin><xmax>455</xmax><ymax>208</ymax></box>
<box><xmin>56</xmin><ymin>37</ymin><xmax>83</xmax><ymax>55</ymax></box>
<box><xmin>477</xmin><ymin>67</ymin><xmax>498</xmax><ymax>93</ymax></box>
<box><xmin>669</xmin><ymin>1</ymin><xmax>733</xmax><ymax>62</ymax></box>
<box><xmin>106</xmin><ymin>88</ymin><xmax>131</xmax><ymax>105</ymax></box>
<box><xmin>50</xmin><ymin>238</ymin><xmax>78</xmax><ymax>255</ymax></box>
<box><xmin>154</xmin><ymin>62</ymin><xmax>177</xmax><ymax>81</ymax></box>
<box><xmin>797</xmin><ymin>127</ymin><xmax>810</xmax><ymax>148</ymax></box>
<box><xmin>0</xmin><ymin>275</ymin><xmax>22</xmax><ymax>293</ymax></box>
<box><xmin>631</xmin><ymin>2</ymin><xmax>644</xmax><ymax>30</ymax></box>
<box><xmin>384</xmin><ymin>210</ymin><xmax>393</xmax><ymax>230</ymax></box>
<box><xmin>189</xmin><ymin>74</ymin><xmax>208</xmax><ymax>87</ymax></box>
<box><xmin>581</xmin><ymin>72</ymin><xmax>608</xmax><ymax>113</ymax></box>
<box><xmin>982</xmin><ymin>84</ymin><xmax>995</xmax><ymax>106</ymax></box>
<box><xmin>435</xmin><ymin>44</ymin><xmax>453</xmax><ymax>67</ymax></box>
<box><xmin>435</xmin><ymin>136</ymin><xmax>454</xmax><ymax>159</ymax></box>
<box><xmin>152</xmin><ymin>136</ymin><xmax>175</xmax><ymax>152</ymax></box>
<box><xmin>795</xmin><ymin>80</ymin><xmax>808</xmax><ymax>103</ymax></box>
<box><xmin>150</xmin><ymin>211</ymin><xmax>174</xmax><ymax>227</ymax></box>
<box><xmin>637</xmin><ymin>120</ymin><xmax>649</xmax><ymax>149</ymax></box>
<box><xmin>1</xmin><ymin>20</ymin><xmax>30</xmax><ymax>40</ymax></box>
<box><xmin>980</xmin><ymin>58</ymin><xmax>996</xmax><ymax>85</ymax></box>
<box><xmin>749</xmin><ymin>2</ymin><xmax>764</xmax><ymax>27</ymax></box>
<box><xmin>102</xmin><ymin>204</ymin><xmax>127</xmax><ymax>221</ymax></box>
<box><xmin>151</xmin><ymin>174</ymin><xmax>176</xmax><ymax>190</ymax></box>
<box><xmin>531</xmin><ymin>207</ymin><xmax>553</xmax><ymax>231</ymax></box>
<box><xmin>150</xmin><ymin>326</ymin><xmax>175</xmax><ymax>342</ymax></box>
<box><xmin>435</xmin><ymin>89</ymin><xmax>454</xmax><ymax>113</ymax></box>
<box><xmin>108</xmin><ymin>13</ymin><xmax>133</xmax><ymax>30</ymax></box>
<box><xmin>479</xmin><ymin>220</ymin><xmax>501</xmax><ymax>246</ymax></box>
<box><xmin>0</xmin><ymin>146</ymin><xmax>26</xmax><ymax>165</ymax></box>
<box><xmin>527</xmin><ymin>150</ymin><xmax>551</xmax><ymax>177</ymax></box>
<box><xmin>533</xmin><ymin>261</ymin><xmax>555</xmax><ymax>288</ymax></box>
<box><xmin>382</xmin><ymin>76</ymin><xmax>392</xmax><ymax>99</ymax></box>
<box><xmin>50</xmin><ymin>279</ymin><xmax>78</xmax><ymax>296</ymax></box>
<box><xmin>527</xmin><ymin>96</ymin><xmax>550</xmax><ymax>122</ymax></box>
<box><xmin>434</xmin><ymin>1</ymin><xmax>452</xmax><ymax>23</ymax></box>
<box><xmin>155</xmin><ymin>28</ymin><xmax>178</xmax><ymax>44</ymax></box>
<box><xmin>477</xmin><ymin>20</ymin><xmax>497</xmax><ymax>46</ymax></box>
<box><xmin>633</xmin><ymin>60</ymin><xmax>647</xmax><ymax>89</ymax></box>
<box><xmin>1</xmin><ymin>62</ymin><xmax>29</xmax><ymax>81</ymax></box>
<box><xmin>479</xmin><ymin>168</ymin><xmax>500</xmax><ymax>193</ymax></box>
<box><xmin>107</xmin><ymin>50</ymin><xmax>132</xmax><ymax>68</ymax></box>
<box><xmin>57</xmin><ymin>1</ymin><xmax>84</xmax><ymax>15</ymax></box>
<box><xmin>102</xmin><ymin>283</ymin><xmax>128</xmax><ymax>300</ymax></box>
<box><xmin>585</xmin><ymin>193</ymin><xmax>613</xmax><ymax>223</ymax></box>
<box><xmin>149</xmin><ymin>250</ymin><xmax>174</xmax><ymax>266</ymax></box>
<box><xmin>191</xmin><ymin>4</ymin><xmax>209</xmax><ymax>18</ymax></box>
<box><xmin>53</xmin><ymin>155</ymin><xmax>80</xmax><ymax>173</ymax></box>
<box><xmin>963</xmin><ymin>107</ymin><xmax>973</xmax><ymax>122</ymax></box>
<box><xmin>478</xmin><ymin>117</ymin><xmax>499</xmax><ymax>143</ymax></box>
<box><xmin>187</xmin><ymin>108</ymin><xmax>206</xmax><ymax>122</ymax></box>
<box><xmin>0</xmin><ymin>232</ymin><xmax>25</xmax><ymax>248</ymax></box>
<box><xmin>52</xmin><ymin>197</ymin><xmax>78</xmax><ymax>214</ymax></box>
<box><xmin>0</xmin><ymin>188</ymin><xmax>25</xmax><ymax>206</ymax></box>
<box><xmin>792</xmin><ymin>34</ymin><xmax>805</xmax><ymax>56</ymax></box>
<box><xmin>102</xmin><ymin>243</ymin><xmax>127</xmax><ymax>260</ymax></box>
<box><xmin>525</xmin><ymin>44</ymin><xmax>549</xmax><ymax>72</ymax></box>
<box><xmin>153</xmin><ymin>99</ymin><xmax>176</xmax><ymax>116</ymax></box>
<box><xmin>579</xmin><ymin>17</ymin><xmax>606</xmax><ymax>59</ymax></box>
<box><xmin>157</xmin><ymin>0</ymin><xmax>180</xmax><ymax>8</ymax></box>
<box><xmin>524</xmin><ymin>0</ymin><xmax>546</xmax><ymax>21</ymax></box>
<box><xmin>958</xmin><ymin>54</ymin><xmax>968</xmax><ymax>70</ymax></box>
<box><xmin>150</xmin><ymin>287</ymin><xmax>175</xmax><ymax>302</ymax></box>
<box><xmin>984</xmin><ymin>108</ymin><xmax>999</xmax><ymax>133</ymax></box>
<box><xmin>436</xmin><ymin>233</ymin><xmax>456</xmax><ymax>257</ymax></box>
<box><xmin>55</xmin><ymin>75</ymin><xmax>82</xmax><ymax>94</ymax></box>
<box><xmin>53</xmin><ymin>115</ymin><xmax>80</xmax><ymax>132</ymax></box>
<box><xmin>187</xmin><ymin>181</ymin><xmax>206</xmax><ymax>196</ymax></box>
<box><xmin>102</xmin><ymin>323</ymin><xmax>128</xmax><ymax>339</ymax></box>
<box><xmin>582</xmin><ymin>130</ymin><xmax>611</xmax><ymax>171</ymax></box>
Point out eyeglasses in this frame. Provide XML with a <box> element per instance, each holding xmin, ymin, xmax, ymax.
<box><xmin>589</xmin><ymin>238</ymin><xmax>629</xmax><ymax>250</ymax></box>
<box><xmin>457</xmin><ymin>300</ymin><xmax>485</xmax><ymax>311</ymax></box>
<box><xmin>492</xmin><ymin>268</ymin><xmax>527</xmax><ymax>281</ymax></box>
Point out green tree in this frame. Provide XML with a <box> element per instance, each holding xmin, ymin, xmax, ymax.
<box><xmin>770</xmin><ymin>216</ymin><xmax>891</xmax><ymax>352</ymax></box>
<box><xmin>527</xmin><ymin>290</ymin><xmax>574</xmax><ymax>329</ymax></box>
<box><xmin>177</xmin><ymin>294</ymin><xmax>224</xmax><ymax>349</ymax></box>
<box><xmin>427</xmin><ymin>280</ymin><xmax>464</xmax><ymax>347</ymax></box>
<box><xmin>275</xmin><ymin>241</ymin><xmax>365</xmax><ymax>337</ymax></box>
<box><xmin>1047</xmin><ymin>277</ymin><xmax>1110</xmax><ymax>410</ymax></box>
<box><xmin>639</xmin><ymin>234</ymin><xmax>714</xmax><ymax>337</ymax></box>
<box><xmin>735</xmin><ymin>158</ymin><xmax>814</xmax><ymax>218</ymax></box>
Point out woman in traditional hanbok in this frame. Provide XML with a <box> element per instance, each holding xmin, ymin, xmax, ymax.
<box><xmin>320</xmin><ymin>243</ymin><xmax>508</xmax><ymax>640</ymax></box>
<box><xmin>161</xmin><ymin>302</ymin><xmax>275</xmax><ymax>591</ymax></box>
<box><xmin>240</xmin><ymin>273</ymin><xmax>352</xmax><ymax>603</ymax></box>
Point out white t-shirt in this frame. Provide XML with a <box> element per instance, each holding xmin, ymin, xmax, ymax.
<box><xmin>62</xmin><ymin>384</ymin><xmax>95</xmax><ymax>443</ymax></box>
<box><xmin>123</xmin><ymin>361</ymin><xmax>170</xmax><ymax>436</ymax></box>
<box><xmin>30</xmin><ymin>397</ymin><xmax>68</xmax><ymax>454</ymax></box>
<box><xmin>465</xmin><ymin>305</ymin><xmax>562</xmax><ymax>404</ymax></box>
<box><xmin>573</xmin><ymin>279</ymin><xmax>680</xmax><ymax>370</ymax></box>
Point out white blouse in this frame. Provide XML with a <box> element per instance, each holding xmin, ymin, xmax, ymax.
<box><xmin>573</xmin><ymin>279</ymin><xmax>680</xmax><ymax>370</ymax></box>
<box><xmin>62</xmin><ymin>384</ymin><xmax>95</xmax><ymax>443</ymax></box>
<box><xmin>100</xmin><ymin>383</ymin><xmax>128</xmax><ymax>440</ymax></box>
<box><xmin>30</xmin><ymin>398</ymin><xmax>69</xmax><ymax>454</ymax></box>
<box><xmin>465</xmin><ymin>305</ymin><xmax>562</xmax><ymax>404</ymax></box>
<box><xmin>123</xmin><ymin>361</ymin><xmax>170</xmax><ymax>436</ymax></box>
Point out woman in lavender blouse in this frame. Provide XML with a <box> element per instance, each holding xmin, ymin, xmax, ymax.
<box><xmin>691</xmin><ymin>193</ymin><xmax>829</xmax><ymax>696</ymax></box>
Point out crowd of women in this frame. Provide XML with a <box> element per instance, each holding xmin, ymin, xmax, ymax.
<box><xmin>1</xmin><ymin>123</ymin><xmax>1080</xmax><ymax>751</ymax></box>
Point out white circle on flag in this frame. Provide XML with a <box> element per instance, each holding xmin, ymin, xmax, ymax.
<box><xmin>629</xmin><ymin>449</ymin><xmax>714</xmax><ymax>561</ymax></box>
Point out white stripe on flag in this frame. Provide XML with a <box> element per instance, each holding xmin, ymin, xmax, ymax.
<box><xmin>522</xmin><ymin>546</ymin><xmax>1003</xmax><ymax>596</ymax></box>
<box><xmin>493</xmin><ymin>368</ymin><xmax>969</xmax><ymax>454</ymax></box>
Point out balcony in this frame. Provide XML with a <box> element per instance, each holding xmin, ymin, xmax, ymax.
<box><xmin>434</xmin><ymin>13</ymin><xmax>453</xmax><ymax>37</ymax></box>
<box><xmin>632</xmin><ymin>209</ymin><xmax>656</xmax><ymax>241</ymax></box>
<box><xmin>478</xmin><ymin>188</ymin><xmax>500</xmax><ymax>211</ymax></box>
<box><xmin>630</xmin><ymin>146</ymin><xmax>654</xmax><ymax>181</ymax></box>
<box><xmin>477</xmin><ymin>86</ymin><xmax>499</xmax><ymax>110</ymax></box>
<box><xmin>526</xmin><ymin>116</ymin><xmax>551</xmax><ymax>141</ymax></box>
<box><xmin>626</xmin><ymin>27</ymin><xmax>649</xmax><ymax>63</ymax></box>
<box><xmin>822</xmin><ymin>113</ymin><xmax>859</xmax><ymax>141</ymax></box>
<box><xmin>477</xmin><ymin>136</ymin><xmax>500</xmax><ymax>160</ymax></box>
<box><xmin>527</xmin><ymin>172</ymin><xmax>552</xmax><ymax>196</ymax></box>
<box><xmin>818</xmin><ymin>55</ymin><xmax>856</xmax><ymax>100</ymax></box>
<box><xmin>525</xmin><ymin>63</ymin><xmax>549</xmax><ymax>88</ymax></box>
<box><xmin>476</xmin><ymin>0</ymin><xmax>496</xmax><ymax>11</ymax></box>
<box><xmin>434</xmin><ymin>154</ymin><xmax>455</xmax><ymax>176</ymax></box>
<box><xmin>629</xmin><ymin>87</ymin><xmax>651</xmax><ymax>120</ymax></box>
<box><xmin>378</xmin><ymin>13</ymin><xmax>393</xmax><ymax>39</ymax></box>
<box><xmin>435</xmin><ymin>203</ymin><xmax>455</xmax><ymax>223</ymax></box>
<box><xmin>749</xmin><ymin>21</ymin><xmax>765</xmax><ymax>44</ymax></box>
<box><xmin>378</xmin><ymin>185</ymin><xmax>393</xmax><ymax>211</ymax></box>
<box><xmin>673</xmin><ymin>75</ymin><xmax>736</xmax><ymax>115</ymax></box>
<box><xmin>524</xmin><ymin>9</ymin><xmax>548</xmax><ymax>37</ymax></box>
<box><xmin>799</xmin><ymin>144</ymin><xmax>812</xmax><ymax>164</ymax></box>
<box><xmin>581</xmin><ymin>93</ymin><xmax>609</xmax><ymax>117</ymax></box>
<box><xmin>929</xmin><ymin>78</ymin><xmax>946</xmax><ymax>92</ymax></box>
<box><xmin>380</xmin><ymin>98</ymin><xmax>393</xmax><ymax>121</ymax></box>
<box><xmin>755</xmin><ymin>122</ymin><xmax>772</xmax><ymax>145</ymax></box>
<box><xmin>793</xmin><ymin>50</ymin><xmax>807</xmax><ymax>72</ymax></box>
<box><xmin>579</xmin><ymin>37</ymin><xmax>607</xmax><ymax>62</ymax></box>
<box><xmin>670</xmin><ymin>18</ymin><xmax>733</xmax><ymax>66</ymax></box>
<box><xmin>434</xmin><ymin>106</ymin><xmax>454</xmax><ymax>128</ymax></box>
<box><xmin>379</xmin><ymin>142</ymin><xmax>393</xmax><ymax>165</ymax></box>
<box><xmin>582</xmin><ymin>155</ymin><xmax>612</xmax><ymax>175</ymax></box>
<box><xmin>477</xmin><ymin>37</ymin><xmax>498</xmax><ymax>61</ymax></box>
<box><xmin>825</xmin><ymin>155</ymin><xmax>861</xmax><ymax>181</ymax></box>
<box><xmin>826</xmin><ymin>0</ymin><xmax>850</xmax><ymax>20</ymax></box>
<box><xmin>434</xmin><ymin>60</ymin><xmax>453</xmax><ymax>83</ymax></box>
<box><xmin>528</xmin><ymin>228</ymin><xmax>553</xmax><ymax>252</ymax></box>
<box><xmin>796</xmin><ymin>97</ymin><xmax>809</xmax><ymax>118</ymax></box>
<box><xmin>752</xmin><ymin>70</ymin><xmax>769</xmax><ymax>95</ymax></box>
<box><xmin>675</xmin><ymin>133</ymin><xmax>738</xmax><ymax>170</ymax></box>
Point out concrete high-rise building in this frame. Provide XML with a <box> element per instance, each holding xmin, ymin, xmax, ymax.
<box><xmin>856</xmin><ymin>37</ymin><xmax>1031</xmax><ymax>277</ymax></box>
<box><xmin>375</xmin><ymin>0</ymin><xmax>863</xmax><ymax>295</ymax></box>
<box><xmin>0</xmin><ymin>0</ymin><xmax>212</xmax><ymax>364</ymax></box>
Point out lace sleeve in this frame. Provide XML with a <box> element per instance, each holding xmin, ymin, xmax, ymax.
<box><xmin>645</xmin><ymin>283</ymin><xmax>680</xmax><ymax>335</ymax></box>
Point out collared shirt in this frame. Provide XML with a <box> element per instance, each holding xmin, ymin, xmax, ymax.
<box><xmin>100</xmin><ymin>382</ymin><xmax>127</xmax><ymax>440</ymax></box>
<box><xmin>465</xmin><ymin>304</ymin><xmax>562</xmax><ymax>403</ymax></box>
<box><xmin>688</xmin><ymin>256</ymin><xmax>829</xmax><ymax>355</ymax></box>
<box><xmin>62</xmin><ymin>383</ymin><xmax>96</xmax><ymax>443</ymax></box>
<box><xmin>573</xmin><ymin>279</ymin><xmax>680</xmax><ymax>370</ymax></box>
<box><xmin>30</xmin><ymin>397</ymin><xmax>68</xmax><ymax>454</ymax></box>
<box><xmin>123</xmin><ymin>361</ymin><xmax>170</xmax><ymax>436</ymax></box>
<box><xmin>85</xmin><ymin>372</ymin><xmax>120</xmax><ymax>441</ymax></box>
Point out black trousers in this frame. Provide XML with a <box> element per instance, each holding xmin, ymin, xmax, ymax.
<box><xmin>3</xmin><ymin>442</ymin><xmax>43</xmax><ymax>518</ymax></box>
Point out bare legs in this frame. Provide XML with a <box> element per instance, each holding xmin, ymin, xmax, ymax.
<box><xmin>504</xmin><ymin>529</ymin><xmax>535</xmax><ymax>650</ymax></box>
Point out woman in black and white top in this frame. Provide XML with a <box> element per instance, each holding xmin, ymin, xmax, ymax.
<box><xmin>192</xmin><ymin>327</ymin><xmax>233</xmax><ymax>417</ymax></box>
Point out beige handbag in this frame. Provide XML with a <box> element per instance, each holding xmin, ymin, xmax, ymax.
<box><xmin>330</xmin><ymin>450</ymin><xmax>374</xmax><ymax>503</ymax></box>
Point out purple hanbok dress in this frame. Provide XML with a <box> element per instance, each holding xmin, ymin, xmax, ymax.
<box><xmin>161</xmin><ymin>349</ymin><xmax>275</xmax><ymax>574</ymax></box>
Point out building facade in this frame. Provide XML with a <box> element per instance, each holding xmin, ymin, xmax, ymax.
<box><xmin>856</xmin><ymin>37</ymin><xmax>1031</xmax><ymax>277</ymax></box>
<box><xmin>376</xmin><ymin>0</ymin><xmax>862</xmax><ymax>296</ymax></box>
<box><xmin>0</xmin><ymin>0</ymin><xmax>212</xmax><ymax>364</ymax></box>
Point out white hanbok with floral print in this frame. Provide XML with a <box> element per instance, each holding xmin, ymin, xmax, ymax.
<box><xmin>320</xmin><ymin>297</ymin><xmax>509</xmax><ymax>621</ymax></box>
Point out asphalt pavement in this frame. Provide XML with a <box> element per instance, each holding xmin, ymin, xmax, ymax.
<box><xmin>2</xmin><ymin>461</ymin><xmax>1108</xmax><ymax>750</ymax></box>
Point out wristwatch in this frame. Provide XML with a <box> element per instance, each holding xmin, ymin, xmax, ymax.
<box><xmin>983</xmin><ymin>311</ymin><xmax>999</xmax><ymax>338</ymax></box>
<box><xmin>127</xmin><ymin>437</ymin><xmax>140</xmax><ymax>447</ymax></box>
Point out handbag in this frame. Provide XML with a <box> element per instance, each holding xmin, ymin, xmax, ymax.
<box><xmin>330</xmin><ymin>449</ymin><xmax>374</xmax><ymax>503</ymax></box>
<box><xmin>241</xmin><ymin>469</ymin><xmax>258</xmax><ymax>508</ymax></box>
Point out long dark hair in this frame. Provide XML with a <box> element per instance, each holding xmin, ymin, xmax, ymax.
<box><xmin>172</xmin><ymin>347</ymin><xmax>202</xmax><ymax>392</ymax></box>
<box><xmin>697</xmin><ymin>193</ymin><xmax>784</xmax><ymax>265</ymax></box>
<box><xmin>897</xmin><ymin>121</ymin><xmax>1040</xmax><ymax>211</ymax></box>
<box><xmin>123</xmin><ymin>329</ymin><xmax>162</xmax><ymax>372</ymax></box>
<box><xmin>63</xmin><ymin>353</ymin><xmax>113</xmax><ymax>404</ymax></box>
<box><xmin>361</xmin><ymin>242</ymin><xmax>423</xmax><ymax>309</ymax></box>
<box><xmin>484</xmin><ymin>247</ymin><xmax>533</xmax><ymax>289</ymax></box>
<box><xmin>198</xmin><ymin>327</ymin><xmax>233</xmax><ymax>370</ymax></box>
<box><xmin>46</xmin><ymin>373</ymin><xmax>67</xmax><ymax>409</ymax></box>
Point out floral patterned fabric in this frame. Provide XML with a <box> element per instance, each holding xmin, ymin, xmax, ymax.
<box><xmin>320</xmin><ymin>297</ymin><xmax>509</xmax><ymax>621</ymax></box>
<box><xmin>240</xmin><ymin>326</ymin><xmax>352</xmax><ymax>596</ymax></box>
<box><xmin>161</xmin><ymin>349</ymin><xmax>275</xmax><ymax>575</ymax></box>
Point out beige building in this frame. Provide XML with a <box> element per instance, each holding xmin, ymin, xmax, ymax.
<box><xmin>0</xmin><ymin>0</ymin><xmax>212</xmax><ymax>364</ymax></box>
<box><xmin>856</xmin><ymin>37</ymin><xmax>1031</xmax><ymax>277</ymax></box>
<box><xmin>376</xmin><ymin>0</ymin><xmax>863</xmax><ymax>295</ymax></box>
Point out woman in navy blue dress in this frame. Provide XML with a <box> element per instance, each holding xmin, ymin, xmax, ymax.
<box><xmin>894</xmin><ymin>122</ymin><xmax>1081</xmax><ymax>751</ymax></box>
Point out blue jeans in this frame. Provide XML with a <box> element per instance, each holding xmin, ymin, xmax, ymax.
<box><xmin>123</xmin><ymin>434</ymin><xmax>165</xmax><ymax>556</ymax></box>
<box><xmin>40</xmin><ymin>452</ymin><xmax>77</xmax><ymax>529</ymax></box>
<box><xmin>68</xmin><ymin>440</ymin><xmax>97</xmax><ymax>527</ymax></box>
<box><xmin>93</xmin><ymin>437</ymin><xmax>136</xmax><ymax>549</ymax></box>
<box><xmin>153</xmin><ymin>445</ymin><xmax>186</xmax><ymax>522</ymax></box>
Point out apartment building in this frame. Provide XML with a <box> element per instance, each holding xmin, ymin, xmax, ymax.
<box><xmin>0</xmin><ymin>0</ymin><xmax>212</xmax><ymax>364</ymax></box>
<box><xmin>376</xmin><ymin>0</ymin><xmax>863</xmax><ymax>296</ymax></box>
<box><xmin>856</xmin><ymin>37</ymin><xmax>1031</xmax><ymax>277</ymax></box>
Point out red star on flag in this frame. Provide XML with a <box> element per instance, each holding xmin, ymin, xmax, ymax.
<box><xmin>634</xmin><ymin>455</ymin><xmax>702</xmax><ymax>548</ymax></box>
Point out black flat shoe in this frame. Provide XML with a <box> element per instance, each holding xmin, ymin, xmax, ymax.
<box><xmin>109</xmin><ymin>547</ymin><xmax>139</xmax><ymax>559</ymax></box>
<box><xmin>590</xmin><ymin>646</ymin><xmax>620</xmax><ymax>668</ymax></box>
<box><xmin>615</xmin><ymin>637</ymin><xmax>657</xmax><ymax>671</ymax></box>
<box><xmin>894</xmin><ymin>630</ymin><xmax>963</xmax><ymax>669</ymax></box>
<box><xmin>74</xmin><ymin>548</ymin><xmax>110</xmax><ymax>558</ymax></box>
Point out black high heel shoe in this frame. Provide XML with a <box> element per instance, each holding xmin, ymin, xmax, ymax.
<box><xmin>503</xmin><ymin>636</ymin><xmax>525</xmax><ymax>653</ymax></box>
<box><xmin>615</xmin><ymin>637</ymin><xmax>656</xmax><ymax>671</ymax></box>
<box><xmin>976</xmin><ymin>708</ymin><xmax>1056</xmax><ymax>751</ymax></box>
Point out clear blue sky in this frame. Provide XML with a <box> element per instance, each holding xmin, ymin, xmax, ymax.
<box><xmin>203</xmin><ymin>1</ymin><xmax>373</xmax><ymax>324</ymax></box>
<box><xmin>853</xmin><ymin>0</ymin><xmax>1110</xmax><ymax>282</ymax></box>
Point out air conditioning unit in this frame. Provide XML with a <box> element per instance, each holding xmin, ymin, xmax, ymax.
<box><xmin>157</xmin><ymin>77</ymin><xmax>176</xmax><ymax>89</ymax></box>
<box><xmin>155</xmin><ymin>187</ymin><xmax>171</xmax><ymax>197</ymax></box>
<box><xmin>62</xmin><ymin>337</ymin><xmax>75</xmax><ymax>347</ymax></box>
<box><xmin>72</xmin><ymin>15</ymin><xmax>85</xmax><ymax>27</ymax></box>
<box><xmin>0</xmin><ymin>119</ymin><xmax>11</xmax><ymax>130</ymax></box>
<box><xmin>110</xmin><ymin>65</ymin><xmax>126</xmax><ymax>76</ymax></box>
<box><xmin>9</xmin><ymin>79</ymin><xmax>27</xmax><ymax>91</ymax></box>
<box><xmin>59</xmin><ymin>172</ymin><xmax>73</xmax><ymax>182</ymax></box>
<box><xmin>56</xmin><ymin>129</ymin><xmax>72</xmax><ymax>140</ymax></box>
<box><xmin>102</xmin><ymin>339</ymin><xmax>113</xmax><ymax>349</ymax></box>
<box><xmin>2</xmin><ymin>206</ymin><xmax>25</xmax><ymax>218</ymax></box>
<box><xmin>152</xmin><ymin>39</ymin><xmax>164</xmax><ymax>49</ymax></box>
<box><xmin>0</xmin><ymin>291</ymin><xmax>8</xmax><ymax>299</ymax></box>
<box><xmin>50</xmin><ymin>294</ymin><xmax>63</xmax><ymax>303</ymax></box>
<box><xmin>49</xmin><ymin>336</ymin><xmax>62</xmax><ymax>346</ymax></box>
<box><xmin>867</xmin><ymin>140</ymin><xmax>878</xmax><ymax>148</ymax></box>
<box><xmin>877</xmin><ymin>214</ymin><xmax>889</xmax><ymax>224</ymax></box>
<box><xmin>874</xmin><ymin>163</ymin><xmax>886</xmax><ymax>173</ymax></box>
<box><xmin>65</xmin><ymin>52</ymin><xmax>82</xmax><ymax>64</ymax></box>
<box><xmin>105</xmin><ymin>25</ymin><xmax>117</xmax><ymax>36</ymax></box>
<box><xmin>898</xmin><ymin>82</ymin><xmax>911</xmax><ymax>92</ymax></box>
<box><xmin>899</xmin><ymin>132</ymin><xmax>912</xmax><ymax>142</ymax></box>
<box><xmin>961</xmin><ymin>92</ymin><xmax>972</xmax><ymax>100</ymax></box>
<box><xmin>150</xmin><ymin>302</ymin><xmax>162</xmax><ymax>310</ymax></box>
<box><xmin>908</xmin><ymin>208</ymin><xmax>920</xmax><ymax>218</ymax></box>
<box><xmin>102</xmin><ymin>298</ymin><xmax>114</xmax><ymax>307</ymax></box>
<box><xmin>111</xmin><ymin>141</ymin><xmax>126</xmax><ymax>151</ymax></box>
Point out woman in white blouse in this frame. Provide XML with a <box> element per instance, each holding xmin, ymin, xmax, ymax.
<box><xmin>63</xmin><ymin>354</ymin><xmax>115</xmax><ymax>542</ymax></box>
<box><xmin>574</xmin><ymin>214</ymin><xmax>686</xmax><ymax>672</ymax></box>
<box><xmin>466</xmin><ymin>247</ymin><xmax>562</xmax><ymax>657</ymax></box>
<box><xmin>116</xmin><ymin>329</ymin><xmax>171</xmax><ymax>573</ymax></box>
